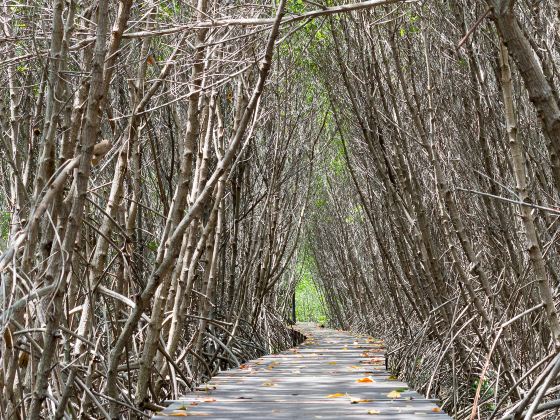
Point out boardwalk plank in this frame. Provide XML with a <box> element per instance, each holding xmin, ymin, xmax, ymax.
<box><xmin>153</xmin><ymin>324</ymin><xmax>451</xmax><ymax>419</ymax></box>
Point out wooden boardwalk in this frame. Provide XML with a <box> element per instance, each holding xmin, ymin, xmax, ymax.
<box><xmin>154</xmin><ymin>324</ymin><xmax>451</xmax><ymax>419</ymax></box>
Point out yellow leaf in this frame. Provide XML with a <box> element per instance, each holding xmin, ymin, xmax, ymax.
<box><xmin>432</xmin><ymin>407</ymin><xmax>442</xmax><ymax>413</ymax></box>
<box><xmin>262</xmin><ymin>381</ymin><xmax>275</xmax><ymax>387</ymax></box>
<box><xmin>328</xmin><ymin>361</ymin><xmax>337</xmax><ymax>365</ymax></box>
<box><xmin>387</xmin><ymin>390</ymin><xmax>401</xmax><ymax>398</ymax></box>
<box><xmin>327</xmin><ymin>393</ymin><xmax>346</xmax><ymax>398</ymax></box>
<box><xmin>356</xmin><ymin>377</ymin><xmax>374</xmax><ymax>383</ymax></box>
<box><xmin>168</xmin><ymin>412</ymin><xmax>189</xmax><ymax>417</ymax></box>
<box><xmin>388</xmin><ymin>375</ymin><xmax>398</xmax><ymax>380</ymax></box>
<box><xmin>367</xmin><ymin>409</ymin><xmax>381</xmax><ymax>415</ymax></box>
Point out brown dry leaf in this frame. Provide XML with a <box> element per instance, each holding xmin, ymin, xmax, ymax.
<box><xmin>356</xmin><ymin>377</ymin><xmax>374</xmax><ymax>383</ymax></box>
<box><xmin>327</xmin><ymin>393</ymin><xmax>346</xmax><ymax>398</ymax></box>
<box><xmin>350</xmin><ymin>397</ymin><xmax>373</xmax><ymax>404</ymax></box>
<box><xmin>168</xmin><ymin>412</ymin><xmax>189</xmax><ymax>417</ymax></box>
<box><xmin>367</xmin><ymin>409</ymin><xmax>381</xmax><ymax>415</ymax></box>
<box><xmin>262</xmin><ymin>381</ymin><xmax>276</xmax><ymax>387</ymax></box>
<box><xmin>387</xmin><ymin>390</ymin><xmax>401</xmax><ymax>398</ymax></box>
<box><xmin>190</xmin><ymin>402</ymin><xmax>199</xmax><ymax>406</ymax></box>
<box><xmin>432</xmin><ymin>407</ymin><xmax>442</xmax><ymax>413</ymax></box>
<box><xmin>239</xmin><ymin>364</ymin><xmax>250</xmax><ymax>369</ymax></box>
<box><xmin>267</xmin><ymin>361</ymin><xmax>279</xmax><ymax>370</ymax></box>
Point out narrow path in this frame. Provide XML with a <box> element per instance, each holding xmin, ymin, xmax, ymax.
<box><xmin>154</xmin><ymin>324</ymin><xmax>451</xmax><ymax>419</ymax></box>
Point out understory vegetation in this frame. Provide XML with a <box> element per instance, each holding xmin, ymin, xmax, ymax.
<box><xmin>2</xmin><ymin>0</ymin><xmax>560</xmax><ymax>418</ymax></box>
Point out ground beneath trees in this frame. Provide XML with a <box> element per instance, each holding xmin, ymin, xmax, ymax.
<box><xmin>154</xmin><ymin>324</ymin><xmax>450</xmax><ymax>419</ymax></box>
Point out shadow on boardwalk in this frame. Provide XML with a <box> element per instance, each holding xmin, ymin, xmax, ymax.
<box><xmin>154</xmin><ymin>323</ymin><xmax>451</xmax><ymax>419</ymax></box>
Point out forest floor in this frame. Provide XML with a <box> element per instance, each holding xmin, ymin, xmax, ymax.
<box><xmin>153</xmin><ymin>323</ymin><xmax>451</xmax><ymax>419</ymax></box>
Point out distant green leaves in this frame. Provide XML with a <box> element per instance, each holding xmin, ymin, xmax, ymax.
<box><xmin>295</xmin><ymin>253</ymin><xmax>327</xmax><ymax>323</ymax></box>
<box><xmin>398</xmin><ymin>13</ymin><xmax>420</xmax><ymax>38</ymax></box>
<box><xmin>287</xmin><ymin>0</ymin><xmax>305</xmax><ymax>14</ymax></box>
<box><xmin>328</xmin><ymin>137</ymin><xmax>347</xmax><ymax>178</ymax></box>
<box><xmin>147</xmin><ymin>241</ymin><xmax>159</xmax><ymax>252</ymax></box>
<box><xmin>344</xmin><ymin>205</ymin><xmax>364</xmax><ymax>225</ymax></box>
<box><xmin>0</xmin><ymin>211</ymin><xmax>10</xmax><ymax>251</ymax></box>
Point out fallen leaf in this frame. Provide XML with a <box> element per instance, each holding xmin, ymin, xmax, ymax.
<box><xmin>350</xmin><ymin>397</ymin><xmax>373</xmax><ymax>404</ymax></box>
<box><xmin>267</xmin><ymin>361</ymin><xmax>279</xmax><ymax>369</ymax></box>
<box><xmin>367</xmin><ymin>409</ymin><xmax>381</xmax><ymax>415</ymax></box>
<box><xmin>432</xmin><ymin>407</ymin><xmax>442</xmax><ymax>413</ymax></box>
<box><xmin>328</xmin><ymin>361</ymin><xmax>337</xmax><ymax>365</ymax></box>
<box><xmin>387</xmin><ymin>390</ymin><xmax>401</xmax><ymax>398</ymax></box>
<box><xmin>168</xmin><ymin>413</ymin><xmax>188</xmax><ymax>417</ymax></box>
<box><xmin>356</xmin><ymin>377</ymin><xmax>374</xmax><ymax>383</ymax></box>
<box><xmin>239</xmin><ymin>364</ymin><xmax>250</xmax><ymax>369</ymax></box>
<box><xmin>262</xmin><ymin>381</ymin><xmax>275</xmax><ymax>387</ymax></box>
<box><xmin>387</xmin><ymin>375</ymin><xmax>398</xmax><ymax>380</ymax></box>
<box><xmin>327</xmin><ymin>393</ymin><xmax>346</xmax><ymax>398</ymax></box>
<box><xmin>201</xmin><ymin>398</ymin><xmax>216</xmax><ymax>402</ymax></box>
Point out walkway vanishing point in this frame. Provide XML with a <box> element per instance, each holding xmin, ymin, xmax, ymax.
<box><xmin>154</xmin><ymin>324</ymin><xmax>451</xmax><ymax>419</ymax></box>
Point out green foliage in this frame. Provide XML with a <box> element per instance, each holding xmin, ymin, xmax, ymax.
<box><xmin>287</xmin><ymin>0</ymin><xmax>305</xmax><ymax>14</ymax></box>
<box><xmin>398</xmin><ymin>13</ymin><xmax>420</xmax><ymax>37</ymax></box>
<box><xmin>146</xmin><ymin>240</ymin><xmax>159</xmax><ymax>252</ymax></box>
<box><xmin>328</xmin><ymin>136</ymin><xmax>347</xmax><ymax>177</ymax></box>
<box><xmin>155</xmin><ymin>0</ymin><xmax>185</xmax><ymax>21</ymax></box>
<box><xmin>0</xmin><ymin>211</ymin><xmax>10</xmax><ymax>251</ymax></box>
<box><xmin>344</xmin><ymin>204</ymin><xmax>364</xmax><ymax>224</ymax></box>
<box><xmin>314</xmin><ymin>197</ymin><xmax>326</xmax><ymax>209</ymax></box>
<box><xmin>471</xmin><ymin>378</ymin><xmax>494</xmax><ymax>399</ymax></box>
<box><xmin>295</xmin><ymin>253</ymin><xmax>327</xmax><ymax>323</ymax></box>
